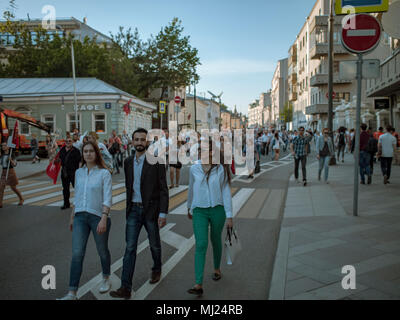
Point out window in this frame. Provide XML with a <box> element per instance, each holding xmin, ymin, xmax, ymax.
<box><xmin>41</xmin><ymin>114</ymin><xmax>55</xmax><ymax>134</ymax></box>
<box><xmin>15</xmin><ymin>107</ymin><xmax>31</xmax><ymax>135</ymax></box>
<box><xmin>67</xmin><ymin>113</ymin><xmax>81</xmax><ymax>132</ymax></box>
<box><xmin>334</xmin><ymin>61</ymin><xmax>340</xmax><ymax>73</ymax></box>
<box><xmin>93</xmin><ymin>113</ymin><xmax>106</xmax><ymax>134</ymax></box>
<box><xmin>334</xmin><ymin>92</ymin><xmax>351</xmax><ymax>102</ymax></box>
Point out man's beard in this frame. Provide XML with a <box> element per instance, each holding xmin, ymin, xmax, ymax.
<box><xmin>135</xmin><ymin>145</ymin><xmax>146</xmax><ymax>152</ymax></box>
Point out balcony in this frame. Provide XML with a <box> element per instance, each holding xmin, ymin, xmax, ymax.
<box><xmin>306</xmin><ymin>102</ymin><xmax>342</xmax><ymax>115</ymax></box>
<box><xmin>310</xmin><ymin>43</ymin><xmax>349</xmax><ymax>60</ymax></box>
<box><xmin>288</xmin><ymin>72</ymin><xmax>297</xmax><ymax>85</ymax></box>
<box><xmin>289</xmin><ymin>91</ymin><xmax>298</xmax><ymax>101</ymax></box>
<box><xmin>366</xmin><ymin>48</ymin><xmax>400</xmax><ymax>97</ymax></box>
<box><xmin>310</xmin><ymin>74</ymin><xmax>353</xmax><ymax>87</ymax></box>
<box><xmin>309</xmin><ymin>15</ymin><xmax>345</xmax><ymax>32</ymax></box>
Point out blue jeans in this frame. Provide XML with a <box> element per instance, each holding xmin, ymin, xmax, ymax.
<box><xmin>69</xmin><ymin>212</ymin><xmax>111</xmax><ymax>291</ymax></box>
<box><xmin>121</xmin><ymin>205</ymin><xmax>162</xmax><ymax>291</ymax></box>
<box><xmin>359</xmin><ymin>151</ymin><xmax>371</xmax><ymax>183</ymax></box>
<box><xmin>318</xmin><ymin>156</ymin><xmax>330</xmax><ymax>181</ymax></box>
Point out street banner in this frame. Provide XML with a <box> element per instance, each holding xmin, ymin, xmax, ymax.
<box><xmin>336</xmin><ymin>0</ymin><xmax>389</xmax><ymax>15</ymax></box>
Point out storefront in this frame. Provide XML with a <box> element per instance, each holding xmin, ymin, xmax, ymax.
<box><xmin>0</xmin><ymin>78</ymin><xmax>155</xmax><ymax>141</ymax></box>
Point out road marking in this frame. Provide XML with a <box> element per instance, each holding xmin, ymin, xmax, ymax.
<box><xmin>77</xmin><ymin>223</ymin><xmax>176</xmax><ymax>300</ymax></box>
<box><xmin>3</xmin><ymin>184</ymin><xmax>61</xmax><ymax>200</ymax></box>
<box><xmin>170</xmin><ymin>187</ymin><xmax>253</xmax><ymax>216</ymax></box>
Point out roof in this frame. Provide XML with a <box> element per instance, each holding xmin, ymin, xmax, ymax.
<box><xmin>0</xmin><ymin>78</ymin><xmax>156</xmax><ymax>110</ymax></box>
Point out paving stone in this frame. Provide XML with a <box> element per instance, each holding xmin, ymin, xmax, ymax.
<box><xmin>286</xmin><ymin>270</ymin><xmax>304</xmax><ymax>281</ymax></box>
<box><xmin>349</xmin><ymin>288</ymin><xmax>398</xmax><ymax>300</ymax></box>
<box><xmin>291</xmin><ymin>263</ymin><xmax>342</xmax><ymax>285</ymax></box>
<box><xmin>287</xmin><ymin>281</ymin><xmax>368</xmax><ymax>300</ymax></box>
<box><xmin>284</xmin><ymin>277</ymin><xmax>325</xmax><ymax>298</ymax></box>
<box><xmin>289</xmin><ymin>239</ymin><xmax>346</xmax><ymax>257</ymax></box>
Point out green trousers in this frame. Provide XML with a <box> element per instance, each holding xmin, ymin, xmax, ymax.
<box><xmin>192</xmin><ymin>205</ymin><xmax>226</xmax><ymax>285</ymax></box>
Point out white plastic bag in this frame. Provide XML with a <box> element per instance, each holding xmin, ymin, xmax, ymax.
<box><xmin>225</xmin><ymin>227</ymin><xmax>242</xmax><ymax>265</ymax></box>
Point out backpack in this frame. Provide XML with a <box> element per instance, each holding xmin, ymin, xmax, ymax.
<box><xmin>367</xmin><ymin>137</ymin><xmax>378</xmax><ymax>154</ymax></box>
<box><xmin>339</xmin><ymin>132</ymin><xmax>346</xmax><ymax>146</ymax></box>
<box><xmin>109</xmin><ymin>141</ymin><xmax>119</xmax><ymax>155</ymax></box>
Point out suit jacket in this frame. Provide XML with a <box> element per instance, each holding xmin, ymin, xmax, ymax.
<box><xmin>124</xmin><ymin>152</ymin><xmax>168</xmax><ymax>221</ymax></box>
<box><xmin>59</xmin><ymin>146</ymin><xmax>81</xmax><ymax>176</ymax></box>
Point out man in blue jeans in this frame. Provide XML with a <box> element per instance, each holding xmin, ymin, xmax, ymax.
<box><xmin>110</xmin><ymin>128</ymin><xmax>169</xmax><ymax>299</ymax></box>
<box><xmin>359</xmin><ymin>123</ymin><xmax>372</xmax><ymax>184</ymax></box>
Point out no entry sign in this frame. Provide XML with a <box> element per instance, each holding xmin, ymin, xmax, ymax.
<box><xmin>341</xmin><ymin>14</ymin><xmax>382</xmax><ymax>54</ymax></box>
<box><xmin>174</xmin><ymin>96</ymin><xmax>181</xmax><ymax>104</ymax></box>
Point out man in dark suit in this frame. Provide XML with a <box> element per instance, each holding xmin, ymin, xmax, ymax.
<box><xmin>59</xmin><ymin>137</ymin><xmax>81</xmax><ymax>210</ymax></box>
<box><xmin>110</xmin><ymin>128</ymin><xmax>168</xmax><ymax>299</ymax></box>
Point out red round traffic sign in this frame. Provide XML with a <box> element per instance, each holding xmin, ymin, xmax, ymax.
<box><xmin>174</xmin><ymin>96</ymin><xmax>181</xmax><ymax>104</ymax></box>
<box><xmin>326</xmin><ymin>91</ymin><xmax>336</xmax><ymax>99</ymax></box>
<box><xmin>341</xmin><ymin>14</ymin><xmax>382</xmax><ymax>54</ymax></box>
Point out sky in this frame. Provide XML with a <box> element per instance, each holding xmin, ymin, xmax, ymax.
<box><xmin>3</xmin><ymin>0</ymin><xmax>317</xmax><ymax>115</ymax></box>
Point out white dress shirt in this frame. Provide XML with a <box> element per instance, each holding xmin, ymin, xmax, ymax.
<box><xmin>187</xmin><ymin>163</ymin><xmax>233</xmax><ymax>218</ymax></box>
<box><xmin>74</xmin><ymin>166</ymin><xmax>112</xmax><ymax>217</ymax></box>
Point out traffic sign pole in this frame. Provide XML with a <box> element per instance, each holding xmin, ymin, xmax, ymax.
<box><xmin>353</xmin><ymin>54</ymin><xmax>363</xmax><ymax>217</ymax></box>
<box><xmin>341</xmin><ymin>13</ymin><xmax>382</xmax><ymax>218</ymax></box>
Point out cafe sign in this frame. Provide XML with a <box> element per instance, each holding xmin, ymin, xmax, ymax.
<box><xmin>73</xmin><ymin>104</ymin><xmax>102</xmax><ymax>111</ymax></box>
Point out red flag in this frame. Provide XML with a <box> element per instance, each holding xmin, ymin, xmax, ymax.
<box><xmin>46</xmin><ymin>149</ymin><xmax>62</xmax><ymax>184</ymax></box>
<box><xmin>12</xmin><ymin>121</ymin><xmax>19</xmax><ymax>148</ymax></box>
<box><xmin>123</xmin><ymin>99</ymin><xmax>132</xmax><ymax>115</ymax></box>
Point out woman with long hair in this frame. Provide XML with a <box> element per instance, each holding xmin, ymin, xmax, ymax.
<box><xmin>186</xmin><ymin>139</ymin><xmax>233</xmax><ymax>297</ymax></box>
<box><xmin>58</xmin><ymin>141</ymin><xmax>112</xmax><ymax>300</ymax></box>
<box><xmin>271</xmin><ymin>132</ymin><xmax>284</xmax><ymax>161</ymax></box>
<box><xmin>0</xmin><ymin>142</ymin><xmax>24</xmax><ymax>208</ymax></box>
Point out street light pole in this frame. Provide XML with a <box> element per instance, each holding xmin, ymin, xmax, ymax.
<box><xmin>328</xmin><ymin>0</ymin><xmax>336</xmax><ymax>165</ymax></box>
<box><xmin>57</xmin><ymin>25</ymin><xmax>79</xmax><ymax>133</ymax></box>
<box><xmin>71</xmin><ymin>41</ymin><xmax>78</xmax><ymax>132</ymax></box>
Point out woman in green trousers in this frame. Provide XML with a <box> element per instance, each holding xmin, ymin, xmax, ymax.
<box><xmin>187</xmin><ymin>140</ymin><xmax>233</xmax><ymax>296</ymax></box>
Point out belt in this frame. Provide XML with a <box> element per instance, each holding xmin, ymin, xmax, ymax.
<box><xmin>132</xmin><ymin>202</ymin><xmax>143</xmax><ymax>208</ymax></box>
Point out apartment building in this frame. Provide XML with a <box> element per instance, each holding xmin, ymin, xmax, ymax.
<box><xmin>366</xmin><ymin>1</ymin><xmax>400</xmax><ymax>131</ymax></box>
<box><xmin>289</xmin><ymin>0</ymin><xmax>391</xmax><ymax>131</ymax></box>
<box><xmin>248</xmin><ymin>100</ymin><xmax>263</xmax><ymax>128</ymax></box>
<box><xmin>0</xmin><ymin>17</ymin><xmax>112</xmax><ymax>48</ymax></box>
<box><xmin>271</xmin><ymin>59</ymin><xmax>288</xmax><ymax>127</ymax></box>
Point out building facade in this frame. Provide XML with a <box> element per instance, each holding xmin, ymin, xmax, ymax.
<box><xmin>271</xmin><ymin>59</ymin><xmax>288</xmax><ymax>127</ymax></box>
<box><xmin>289</xmin><ymin>0</ymin><xmax>392</xmax><ymax>131</ymax></box>
<box><xmin>0</xmin><ymin>78</ymin><xmax>155</xmax><ymax>141</ymax></box>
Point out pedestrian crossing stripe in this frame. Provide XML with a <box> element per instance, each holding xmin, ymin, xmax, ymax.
<box><xmin>3</xmin><ymin>180</ymin><xmax>248</xmax><ymax>215</ymax></box>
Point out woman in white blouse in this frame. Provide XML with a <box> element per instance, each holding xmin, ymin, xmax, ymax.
<box><xmin>58</xmin><ymin>141</ymin><xmax>112</xmax><ymax>300</ymax></box>
<box><xmin>187</xmin><ymin>139</ymin><xmax>233</xmax><ymax>297</ymax></box>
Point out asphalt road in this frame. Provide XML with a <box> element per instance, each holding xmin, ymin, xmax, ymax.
<box><xmin>0</xmin><ymin>149</ymin><xmax>295</xmax><ymax>300</ymax></box>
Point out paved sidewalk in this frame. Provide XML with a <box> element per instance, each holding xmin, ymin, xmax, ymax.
<box><xmin>269</xmin><ymin>153</ymin><xmax>400</xmax><ymax>300</ymax></box>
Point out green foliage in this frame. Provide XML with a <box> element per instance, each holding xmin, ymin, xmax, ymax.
<box><xmin>0</xmin><ymin>10</ymin><xmax>200</xmax><ymax>101</ymax></box>
<box><xmin>280</xmin><ymin>101</ymin><xmax>293</xmax><ymax>123</ymax></box>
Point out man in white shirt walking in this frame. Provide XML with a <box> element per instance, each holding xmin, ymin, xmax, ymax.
<box><xmin>110</xmin><ymin>128</ymin><xmax>168</xmax><ymax>299</ymax></box>
<box><xmin>378</xmin><ymin>125</ymin><xmax>397</xmax><ymax>185</ymax></box>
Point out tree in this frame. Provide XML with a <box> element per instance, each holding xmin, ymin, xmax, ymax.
<box><xmin>280</xmin><ymin>101</ymin><xmax>293</xmax><ymax>123</ymax></box>
<box><xmin>143</xmin><ymin>17</ymin><xmax>200</xmax><ymax>100</ymax></box>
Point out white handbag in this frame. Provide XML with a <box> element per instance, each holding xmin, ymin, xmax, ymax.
<box><xmin>225</xmin><ymin>227</ymin><xmax>242</xmax><ymax>265</ymax></box>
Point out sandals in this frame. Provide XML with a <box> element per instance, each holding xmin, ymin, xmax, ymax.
<box><xmin>169</xmin><ymin>185</ymin><xmax>175</xmax><ymax>189</ymax></box>
<box><xmin>18</xmin><ymin>199</ymin><xmax>24</xmax><ymax>206</ymax></box>
<box><xmin>187</xmin><ymin>287</ymin><xmax>203</xmax><ymax>297</ymax></box>
<box><xmin>212</xmin><ymin>273</ymin><xmax>222</xmax><ymax>281</ymax></box>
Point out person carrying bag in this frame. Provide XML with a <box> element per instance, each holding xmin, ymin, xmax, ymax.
<box><xmin>187</xmin><ymin>139</ymin><xmax>233</xmax><ymax>297</ymax></box>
